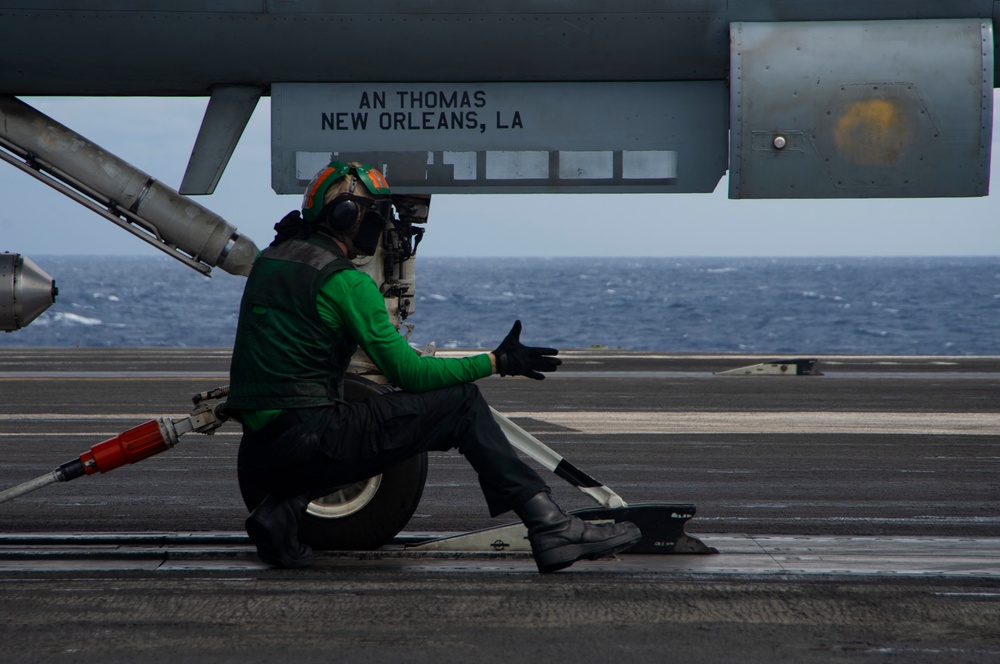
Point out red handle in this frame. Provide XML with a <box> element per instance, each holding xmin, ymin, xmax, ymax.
<box><xmin>79</xmin><ymin>420</ymin><xmax>169</xmax><ymax>475</ymax></box>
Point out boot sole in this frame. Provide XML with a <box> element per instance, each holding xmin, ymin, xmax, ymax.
<box><xmin>534</xmin><ymin>525</ymin><xmax>642</xmax><ymax>574</ymax></box>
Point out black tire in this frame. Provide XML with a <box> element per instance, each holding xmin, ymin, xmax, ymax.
<box><xmin>296</xmin><ymin>374</ymin><xmax>428</xmax><ymax>550</ymax></box>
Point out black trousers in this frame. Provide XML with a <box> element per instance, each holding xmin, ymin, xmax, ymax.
<box><xmin>237</xmin><ymin>383</ymin><xmax>547</xmax><ymax>517</ymax></box>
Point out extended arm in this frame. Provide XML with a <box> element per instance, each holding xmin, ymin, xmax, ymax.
<box><xmin>318</xmin><ymin>270</ymin><xmax>492</xmax><ymax>392</ymax></box>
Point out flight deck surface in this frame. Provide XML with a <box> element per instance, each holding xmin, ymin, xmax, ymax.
<box><xmin>0</xmin><ymin>349</ymin><xmax>997</xmax><ymax>661</ymax></box>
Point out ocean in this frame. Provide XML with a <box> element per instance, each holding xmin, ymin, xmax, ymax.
<box><xmin>3</xmin><ymin>256</ymin><xmax>998</xmax><ymax>355</ymax></box>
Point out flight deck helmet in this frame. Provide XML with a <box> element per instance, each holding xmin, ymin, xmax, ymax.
<box><xmin>301</xmin><ymin>160</ymin><xmax>392</xmax><ymax>257</ymax></box>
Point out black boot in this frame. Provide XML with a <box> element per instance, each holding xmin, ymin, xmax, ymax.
<box><xmin>514</xmin><ymin>491</ymin><xmax>641</xmax><ymax>573</ymax></box>
<box><xmin>245</xmin><ymin>494</ymin><xmax>315</xmax><ymax>569</ymax></box>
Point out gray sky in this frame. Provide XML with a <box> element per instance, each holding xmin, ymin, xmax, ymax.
<box><xmin>2</xmin><ymin>95</ymin><xmax>999</xmax><ymax>259</ymax></box>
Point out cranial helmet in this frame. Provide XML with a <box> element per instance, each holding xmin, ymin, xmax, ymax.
<box><xmin>301</xmin><ymin>161</ymin><xmax>392</xmax><ymax>256</ymax></box>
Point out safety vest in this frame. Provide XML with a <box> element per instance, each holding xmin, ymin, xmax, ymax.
<box><xmin>225</xmin><ymin>235</ymin><xmax>356</xmax><ymax>411</ymax></box>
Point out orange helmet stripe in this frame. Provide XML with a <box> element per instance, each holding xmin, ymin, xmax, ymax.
<box><xmin>305</xmin><ymin>165</ymin><xmax>336</xmax><ymax>211</ymax></box>
<box><xmin>367</xmin><ymin>167</ymin><xmax>390</xmax><ymax>192</ymax></box>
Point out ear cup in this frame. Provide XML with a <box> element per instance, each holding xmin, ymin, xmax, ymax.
<box><xmin>328</xmin><ymin>199</ymin><xmax>360</xmax><ymax>232</ymax></box>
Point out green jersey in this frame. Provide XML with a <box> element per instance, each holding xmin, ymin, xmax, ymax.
<box><xmin>227</xmin><ymin>236</ymin><xmax>491</xmax><ymax>430</ymax></box>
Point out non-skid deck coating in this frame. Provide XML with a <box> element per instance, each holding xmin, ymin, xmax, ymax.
<box><xmin>0</xmin><ymin>532</ymin><xmax>998</xmax><ymax>578</ymax></box>
<box><xmin>1</xmin><ymin>349</ymin><xmax>999</xmax><ymax>661</ymax></box>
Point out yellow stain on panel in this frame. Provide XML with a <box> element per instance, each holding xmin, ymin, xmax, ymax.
<box><xmin>833</xmin><ymin>99</ymin><xmax>913</xmax><ymax>166</ymax></box>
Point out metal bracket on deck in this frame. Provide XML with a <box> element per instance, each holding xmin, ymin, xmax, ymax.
<box><xmin>403</xmin><ymin>504</ymin><xmax>716</xmax><ymax>554</ymax></box>
<box><xmin>570</xmin><ymin>505</ymin><xmax>717</xmax><ymax>554</ymax></box>
<box><xmin>425</xmin><ymin>408</ymin><xmax>719</xmax><ymax>556</ymax></box>
<box><xmin>715</xmin><ymin>358</ymin><xmax>823</xmax><ymax>376</ymax></box>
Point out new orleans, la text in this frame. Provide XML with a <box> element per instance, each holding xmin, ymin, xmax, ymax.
<box><xmin>320</xmin><ymin>89</ymin><xmax>523</xmax><ymax>133</ymax></box>
<box><xmin>320</xmin><ymin>110</ymin><xmax>523</xmax><ymax>133</ymax></box>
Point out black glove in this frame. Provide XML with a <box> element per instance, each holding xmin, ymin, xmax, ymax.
<box><xmin>492</xmin><ymin>320</ymin><xmax>561</xmax><ymax>380</ymax></box>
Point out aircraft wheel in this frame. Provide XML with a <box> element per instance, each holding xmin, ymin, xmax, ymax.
<box><xmin>297</xmin><ymin>374</ymin><xmax>428</xmax><ymax>550</ymax></box>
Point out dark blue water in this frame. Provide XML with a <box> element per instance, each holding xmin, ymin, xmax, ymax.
<box><xmin>4</xmin><ymin>256</ymin><xmax>998</xmax><ymax>355</ymax></box>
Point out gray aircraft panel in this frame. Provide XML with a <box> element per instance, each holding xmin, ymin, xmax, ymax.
<box><xmin>179</xmin><ymin>86</ymin><xmax>262</xmax><ymax>196</ymax></box>
<box><xmin>0</xmin><ymin>2</ymin><xmax>998</xmax><ymax>95</ymax></box>
<box><xmin>0</xmin><ymin>5</ymin><xmax>729</xmax><ymax>94</ymax></box>
<box><xmin>1</xmin><ymin>2</ymin><xmax>999</xmax><ymax>200</ymax></box>
<box><xmin>729</xmin><ymin>19</ymin><xmax>993</xmax><ymax>199</ymax></box>
<box><xmin>272</xmin><ymin>82</ymin><xmax>728</xmax><ymax>194</ymax></box>
<box><xmin>727</xmin><ymin>0</ymin><xmax>996</xmax><ymax>22</ymax></box>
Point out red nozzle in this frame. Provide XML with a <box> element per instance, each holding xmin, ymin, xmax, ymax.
<box><xmin>79</xmin><ymin>419</ymin><xmax>170</xmax><ymax>475</ymax></box>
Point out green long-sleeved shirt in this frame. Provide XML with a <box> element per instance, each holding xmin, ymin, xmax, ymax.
<box><xmin>241</xmin><ymin>268</ymin><xmax>492</xmax><ymax>430</ymax></box>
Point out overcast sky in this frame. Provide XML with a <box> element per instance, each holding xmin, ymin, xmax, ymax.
<box><xmin>2</xmin><ymin>95</ymin><xmax>999</xmax><ymax>260</ymax></box>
